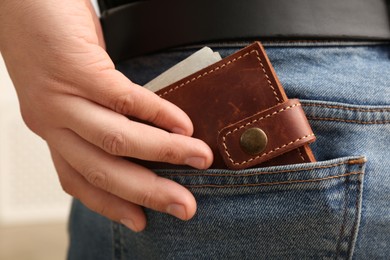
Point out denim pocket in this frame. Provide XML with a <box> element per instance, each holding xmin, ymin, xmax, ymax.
<box><xmin>301</xmin><ymin>100</ymin><xmax>390</xmax><ymax>259</ymax></box>
<box><xmin>112</xmin><ymin>100</ymin><xmax>390</xmax><ymax>260</ymax></box>
<box><xmin>114</xmin><ymin>157</ymin><xmax>366</xmax><ymax>260</ymax></box>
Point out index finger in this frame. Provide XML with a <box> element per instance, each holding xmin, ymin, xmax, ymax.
<box><xmin>77</xmin><ymin>69</ymin><xmax>194</xmax><ymax>136</ymax></box>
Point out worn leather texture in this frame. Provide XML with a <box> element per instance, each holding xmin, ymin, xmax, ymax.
<box><xmin>134</xmin><ymin>42</ymin><xmax>316</xmax><ymax>169</ymax></box>
<box><xmin>218</xmin><ymin>99</ymin><xmax>315</xmax><ymax>169</ymax></box>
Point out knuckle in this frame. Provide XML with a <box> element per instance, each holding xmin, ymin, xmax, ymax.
<box><xmin>95</xmin><ymin>198</ymin><xmax>110</xmax><ymax>216</ymax></box>
<box><xmin>134</xmin><ymin>175</ymin><xmax>163</xmax><ymax>210</ymax></box>
<box><xmin>156</xmin><ymin>138</ymin><xmax>181</xmax><ymax>163</ymax></box>
<box><xmin>102</xmin><ymin>131</ymin><xmax>126</xmax><ymax>155</ymax></box>
<box><xmin>137</xmin><ymin>190</ymin><xmax>155</xmax><ymax>208</ymax></box>
<box><xmin>112</xmin><ymin>94</ymin><xmax>135</xmax><ymax>115</ymax></box>
<box><xmin>144</xmin><ymin>100</ymin><xmax>163</xmax><ymax>124</ymax></box>
<box><xmin>84</xmin><ymin>169</ymin><xmax>112</xmax><ymax>192</ymax></box>
<box><xmin>88</xmin><ymin>193</ymin><xmax>111</xmax><ymax>217</ymax></box>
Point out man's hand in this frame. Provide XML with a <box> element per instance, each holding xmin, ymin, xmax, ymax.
<box><xmin>0</xmin><ymin>0</ymin><xmax>213</xmax><ymax>231</ymax></box>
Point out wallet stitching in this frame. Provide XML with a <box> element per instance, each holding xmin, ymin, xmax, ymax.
<box><xmin>307</xmin><ymin>117</ymin><xmax>390</xmax><ymax>124</ymax></box>
<box><xmin>184</xmin><ymin>171</ymin><xmax>363</xmax><ymax>188</ymax></box>
<box><xmin>160</xmin><ymin>159</ymin><xmax>365</xmax><ymax>177</ymax></box>
<box><xmin>224</xmin><ymin>134</ymin><xmax>315</xmax><ymax>166</ymax></box>
<box><xmin>222</xmin><ymin>103</ymin><xmax>314</xmax><ymax>165</ymax></box>
<box><xmin>158</xmin><ymin>49</ymin><xmax>281</xmax><ymax>102</ymax></box>
<box><xmin>224</xmin><ymin>103</ymin><xmax>301</xmax><ymax>135</ymax></box>
<box><xmin>254</xmin><ymin>51</ymin><xmax>281</xmax><ymax>102</ymax></box>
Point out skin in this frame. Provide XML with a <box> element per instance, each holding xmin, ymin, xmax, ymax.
<box><xmin>0</xmin><ymin>0</ymin><xmax>213</xmax><ymax>232</ymax></box>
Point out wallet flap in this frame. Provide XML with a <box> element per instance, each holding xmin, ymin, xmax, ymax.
<box><xmin>218</xmin><ymin>99</ymin><xmax>316</xmax><ymax>169</ymax></box>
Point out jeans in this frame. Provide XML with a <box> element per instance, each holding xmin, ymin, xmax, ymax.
<box><xmin>68</xmin><ymin>43</ymin><xmax>390</xmax><ymax>259</ymax></box>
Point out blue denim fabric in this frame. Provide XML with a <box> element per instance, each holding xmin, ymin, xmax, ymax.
<box><xmin>67</xmin><ymin>43</ymin><xmax>390</xmax><ymax>259</ymax></box>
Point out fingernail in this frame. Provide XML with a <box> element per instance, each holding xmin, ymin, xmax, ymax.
<box><xmin>166</xmin><ymin>203</ymin><xmax>187</xmax><ymax>220</ymax></box>
<box><xmin>185</xmin><ymin>157</ymin><xmax>206</xmax><ymax>169</ymax></box>
<box><xmin>120</xmin><ymin>218</ymin><xmax>138</xmax><ymax>232</ymax></box>
<box><xmin>171</xmin><ymin>127</ymin><xmax>187</xmax><ymax>135</ymax></box>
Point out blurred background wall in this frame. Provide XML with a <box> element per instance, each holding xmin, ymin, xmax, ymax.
<box><xmin>0</xmin><ymin>2</ymin><xmax>100</xmax><ymax>259</ymax></box>
<box><xmin>0</xmin><ymin>52</ymin><xmax>71</xmax><ymax>259</ymax></box>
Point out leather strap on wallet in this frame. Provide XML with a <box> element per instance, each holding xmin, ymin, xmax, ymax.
<box><xmin>100</xmin><ymin>0</ymin><xmax>390</xmax><ymax>62</ymax></box>
<box><xmin>133</xmin><ymin>42</ymin><xmax>316</xmax><ymax>170</ymax></box>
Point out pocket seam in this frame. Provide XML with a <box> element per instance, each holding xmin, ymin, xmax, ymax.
<box><xmin>335</xmin><ymin>169</ymin><xmax>364</xmax><ymax>259</ymax></box>
<box><xmin>308</xmin><ymin>116</ymin><xmax>390</xmax><ymax>124</ymax></box>
<box><xmin>186</xmin><ymin>171</ymin><xmax>363</xmax><ymax>188</ymax></box>
<box><xmin>159</xmin><ymin>158</ymin><xmax>365</xmax><ymax>177</ymax></box>
<box><xmin>303</xmin><ymin>103</ymin><xmax>390</xmax><ymax>112</ymax></box>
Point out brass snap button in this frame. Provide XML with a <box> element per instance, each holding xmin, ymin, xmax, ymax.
<box><xmin>240</xmin><ymin>127</ymin><xmax>268</xmax><ymax>155</ymax></box>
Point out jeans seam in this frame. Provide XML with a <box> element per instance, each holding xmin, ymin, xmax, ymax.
<box><xmin>303</xmin><ymin>103</ymin><xmax>390</xmax><ymax>112</ymax></box>
<box><xmin>160</xmin><ymin>159</ymin><xmax>365</xmax><ymax>177</ymax></box>
<box><xmin>347</xmin><ymin>169</ymin><xmax>364</xmax><ymax>259</ymax></box>
<box><xmin>335</xmin><ymin>175</ymin><xmax>351</xmax><ymax>260</ymax></box>
<box><xmin>185</xmin><ymin>171</ymin><xmax>363</xmax><ymax>188</ymax></box>
<box><xmin>307</xmin><ymin>117</ymin><xmax>390</xmax><ymax>124</ymax></box>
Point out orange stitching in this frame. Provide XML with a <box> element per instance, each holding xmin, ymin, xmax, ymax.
<box><xmin>224</xmin><ymin>134</ymin><xmax>315</xmax><ymax>166</ymax></box>
<box><xmin>347</xmin><ymin>172</ymin><xmax>363</xmax><ymax>257</ymax></box>
<box><xmin>303</xmin><ymin>103</ymin><xmax>390</xmax><ymax>112</ymax></box>
<box><xmin>336</xmin><ymin>166</ymin><xmax>363</xmax><ymax>258</ymax></box>
<box><xmin>221</xmin><ymin>103</ymin><xmax>312</xmax><ymax>165</ymax></box>
<box><xmin>186</xmin><ymin>171</ymin><xmax>363</xmax><ymax>188</ymax></box>
<box><xmin>160</xmin><ymin>159</ymin><xmax>365</xmax><ymax>177</ymax></box>
<box><xmin>335</xmin><ymin>177</ymin><xmax>350</xmax><ymax>258</ymax></box>
<box><xmin>308</xmin><ymin>117</ymin><xmax>390</xmax><ymax>124</ymax></box>
<box><xmin>347</xmin><ymin>158</ymin><xmax>367</xmax><ymax>165</ymax></box>
<box><xmin>158</xmin><ymin>52</ymin><xmax>251</xmax><ymax>97</ymax></box>
<box><xmin>254</xmin><ymin>51</ymin><xmax>280</xmax><ymax>102</ymax></box>
<box><xmin>225</xmin><ymin>103</ymin><xmax>301</xmax><ymax>135</ymax></box>
<box><xmin>222</xmin><ymin>103</ymin><xmax>310</xmax><ymax>165</ymax></box>
<box><xmin>158</xmin><ymin>49</ymin><xmax>281</xmax><ymax>102</ymax></box>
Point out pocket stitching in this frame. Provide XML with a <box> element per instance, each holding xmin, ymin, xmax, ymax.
<box><xmin>303</xmin><ymin>103</ymin><xmax>390</xmax><ymax>112</ymax></box>
<box><xmin>308</xmin><ymin>117</ymin><xmax>390</xmax><ymax>124</ymax></box>
<box><xmin>335</xmin><ymin>171</ymin><xmax>363</xmax><ymax>259</ymax></box>
<box><xmin>185</xmin><ymin>171</ymin><xmax>363</xmax><ymax>188</ymax></box>
<box><xmin>159</xmin><ymin>158</ymin><xmax>365</xmax><ymax>177</ymax></box>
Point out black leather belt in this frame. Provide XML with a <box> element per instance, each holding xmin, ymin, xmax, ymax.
<box><xmin>100</xmin><ymin>0</ymin><xmax>390</xmax><ymax>62</ymax></box>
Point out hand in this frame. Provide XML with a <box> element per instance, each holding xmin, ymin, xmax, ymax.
<box><xmin>0</xmin><ymin>0</ymin><xmax>213</xmax><ymax>231</ymax></box>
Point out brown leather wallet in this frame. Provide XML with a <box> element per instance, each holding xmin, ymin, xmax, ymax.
<box><xmin>135</xmin><ymin>42</ymin><xmax>316</xmax><ymax>170</ymax></box>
